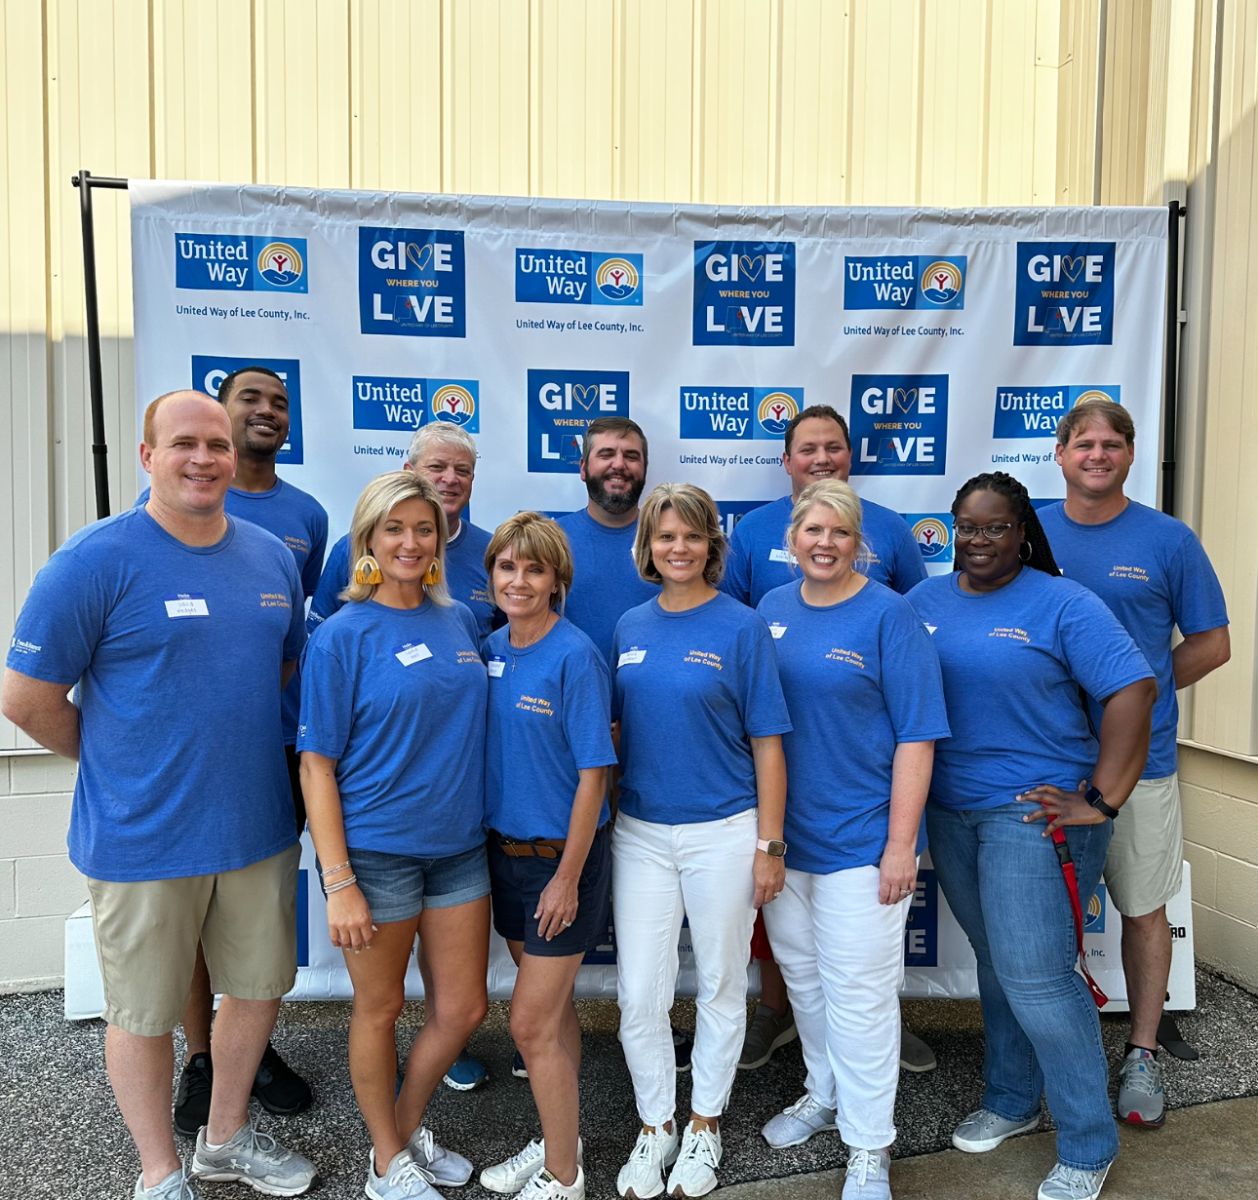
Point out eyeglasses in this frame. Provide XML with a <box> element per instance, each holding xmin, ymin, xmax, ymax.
<box><xmin>954</xmin><ymin>522</ymin><xmax>1015</xmax><ymax>541</ymax></box>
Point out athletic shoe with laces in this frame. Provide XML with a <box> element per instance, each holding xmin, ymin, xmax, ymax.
<box><xmin>407</xmin><ymin>1125</ymin><xmax>473</xmax><ymax>1187</ymax></box>
<box><xmin>737</xmin><ymin>1004</ymin><xmax>797</xmax><ymax>1070</ymax></box>
<box><xmin>841</xmin><ymin>1148</ymin><xmax>891</xmax><ymax>1200</ymax></box>
<box><xmin>191</xmin><ymin>1116</ymin><xmax>316</xmax><ymax>1196</ymax></box>
<box><xmin>898</xmin><ymin>1025</ymin><xmax>937</xmax><ymax>1073</ymax></box>
<box><xmin>481</xmin><ymin>1138</ymin><xmax>584</xmax><ymax>1195</ymax></box>
<box><xmin>367</xmin><ymin>1149</ymin><xmax>444</xmax><ymax>1200</ymax></box>
<box><xmin>616</xmin><ymin>1125</ymin><xmax>679</xmax><ymax>1199</ymax></box>
<box><xmin>173</xmin><ymin>1052</ymin><xmax>214</xmax><ymax>1138</ymax></box>
<box><xmin>761</xmin><ymin>1093</ymin><xmax>838</xmax><ymax>1149</ymax></box>
<box><xmin>664</xmin><ymin>1125</ymin><xmax>722</xmax><ymax>1199</ymax></box>
<box><xmin>517</xmin><ymin>1166</ymin><xmax>586</xmax><ymax>1200</ymax></box>
<box><xmin>1116</xmin><ymin>1047</ymin><xmax>1165</xmax><ymax>1127</ymax></box>
<box><xmin>511</xmin><ymin>1048</ymin><xmax>529</xmax><ymax>1079</ymax></box>
<box><xmin>442</xmin><ymin>1051</ymin><xmax>489</xmax><ymax>1092</ymax></box>
<box><xmin>1037</xmin><ymin>1160</ymin><xmax>1112</xmax><ymax>1200</ymax></box>
<box><xmin>950</xmin><ymin>1107</ymin><xmax>1039</xmax><ymax>1153</ymax></box>
<box><xmin>136</xmin><ymin>1166</ymin><xmax>202</xmax><ymax>1199</ymax></box>
<box><xmin>252</xmin><ymin>1042</ymin><xmax>314</xmax><ymax>1116</ymax></box>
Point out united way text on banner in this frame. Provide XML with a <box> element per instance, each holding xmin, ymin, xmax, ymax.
<box><xmin>132</xmin><ymin>185</ymin><xmax>1168</xmax><ymax>553</ymax></box>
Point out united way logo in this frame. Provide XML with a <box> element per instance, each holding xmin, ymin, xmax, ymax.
<box><xmin>191</xmin><ymin>355</ymin><xmax>304</xmax><ymax>463</ymax></box>
<box><xmin>693</xmin><ymin>241</ymin><xmax>796</xmax><ymax>346</ymax></box>
<box><xmin>359</xmin><ymin>227</ymin><xmax>466</xmax><ymax>337</ymax></box>
<box><xmin>1084</xmin><ymin>885</ymin><xmax>1107</xmax><ymax>934</ymax></box>
<box><xmin>176</xmin><ymin>234</ymin><xmax>308</xmax><ymax>293</ymax></box>
<box><xmin>844</xmin><ymin>255</ymin><xmax>966</xmax><ymax>310</ymax></box>
<box><xmin>679</xmin><ymin>387</ymin><xmax>802</xmax><ymax>440</ymax></box>
<box><xmin>352</xmin><ymin>376</ymin><xmax>480</xmax><ymax>433</ymax></box>
<box><xmin>515</xmin><ymin>249</ymin><xmax>643</xmax><ymax>306</ymax></box>
<box><xmin>527</xmin><ymin>369</ymin><xmax>630</xmax><ymax>473</ymax></box>
<box><xmin>906</xmin><ymin>514</ymin><xmax>953</xmax><ymax>564</ymax></box>
<box><xmin>1014</xmin><ymin>242</ymin><xmax>1115</xmax><ymax>346</ymax></box>
<box><xmin>849</xmin><ymin>374</ymin><xmax>948</xmax><ymax>476</ymax></box>
<box><xmin>993</xmin><ymin>385</ymin><xmax>1121</xmax><ymax>438</ymax></box>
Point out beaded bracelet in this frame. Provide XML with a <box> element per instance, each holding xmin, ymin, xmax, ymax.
<box><xmin>324</xmin><ymin>873</ymin><xmax>358</xmax><ymax>894</ymax></box>
<box><xmin>319</xmin><ymin>860</ymin><xmax>351</xmax><ymax>878</ymax></box>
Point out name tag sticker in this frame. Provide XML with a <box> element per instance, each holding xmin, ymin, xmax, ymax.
<box><xmin>394</xmin><ymin>642</ymin><xmax>433</xmax><ymax>667</ymax></box>
<box><xmin>618</xmin><ymin>648</ymin><xmax>647</xmax><ymax>668</ymax></box>
<box><xmin>164</xmin><ymin>594</ymin><xmax>209</xmax><ymax>619</ymax></box>
<box><xmin>487</xmin><ymin>657</ymin><xmax>507</xmax><ymax>678</ymax></box>
<box><xmin>768</xmin><ymin>548</ymin><xmax>797</xmax><ymax>564</ymax></box>
<box><xmin>769</xmin><ymin>623</ymin><xmax>788</xmax><ymax>639</ymax></box>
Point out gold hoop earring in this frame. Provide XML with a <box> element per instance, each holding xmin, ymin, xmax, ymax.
<box><xmin>1018</xmin><ymin>541</ymin><xmax>1032</xmax><ymax>564</ymax></box>
<box><xmin>353</xmin><ymin>554</ymin><xmax>383</xmax><ymax>586</ymax></box>
<box><xmin>423</xmin><ymin>560</ymin><xmax>441</xmax><ymax>586</ymax></box>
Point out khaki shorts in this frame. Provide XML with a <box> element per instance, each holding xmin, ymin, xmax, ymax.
<box><xmin>1102</xmin><ymin>774</ymin><xmax>1184</xmax><ymax>918</ymax></box>
<box><xmin>85</xmin><ymin>844</ymin><xmax>300</xmax><ymax>1036</ymax></box>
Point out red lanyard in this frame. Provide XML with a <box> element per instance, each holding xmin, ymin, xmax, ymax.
<box><xmin>1049</xmin><ymin>827</ymin><xmax>1109</xmax><ymax>1008</ymax></box>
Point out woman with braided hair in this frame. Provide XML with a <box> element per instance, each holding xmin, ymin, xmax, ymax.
<box><xmin>906</xmin><ymin>471</ymin><xmax>1155</xmax><ymax>1200</ymax></box>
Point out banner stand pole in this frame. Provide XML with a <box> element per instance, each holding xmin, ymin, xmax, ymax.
<box><xmin>70</xmin><ymin>170</ymin><xmax>128</xmax><ymax>520</ymax></box>
<box><xmin>1161</xmin><ymin>200</ymin><xmax>1186</xmax><ymax>517</ymax></box>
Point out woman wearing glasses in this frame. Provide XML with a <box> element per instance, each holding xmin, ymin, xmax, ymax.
<box><xmin>906</xmin><ymin>472</ymin><xmax>1154</xmax><ymax>1200</ymax></box>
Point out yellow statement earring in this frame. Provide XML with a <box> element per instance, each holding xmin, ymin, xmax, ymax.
<box><xmin>353</xmin><ymin>554</ymin><xmax>383</xmax><ymax>586</ymax></box>
<box><xmin>423</xmin><ymin>560</ymin><xmax>441</xmax><ymax>586</ymax></box>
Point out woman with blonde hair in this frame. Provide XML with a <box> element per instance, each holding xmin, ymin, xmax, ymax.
<box><xmin>299</xmin><ymin>471</ymin><xmax>488</xmax><ymax>1200</ymax></box>
<box><xmin>611</xmin><ymin>483</ymin><xmax>792</xmax><ymax>1200</ymax></box>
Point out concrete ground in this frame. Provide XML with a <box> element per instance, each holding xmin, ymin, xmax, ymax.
<box><xmin>3</xmin><ymin>966</ymin><xmax>1257</xmax><ymax>1199</ymax></box>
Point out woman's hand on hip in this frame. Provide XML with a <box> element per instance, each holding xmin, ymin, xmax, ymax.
<box><xmin>1018</xmin><ymin>781</ymin><xmax>1109</xmax><ymax>835</ymax></box>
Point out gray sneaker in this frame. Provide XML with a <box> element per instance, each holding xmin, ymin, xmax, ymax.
<box><xmin>898</xmin><ymin>1025</ymin><xmax>937</xmax><ymax>1073</ymax></box>
<box><xmin>761</xmin><ymin>1093</ymin><xmax>838</xmax><ymax>1149</ymax></box>
<box><xmin>951</xmin><ymin>1108</ymin><xmax>1039</xmax><ymax>1153</ymax></box>
<box><xmin>191</xmin><ymin>1117</ymin><xmax>316</xmax><ymax>1196</ymax></box>
<box><xmin>737</xmin><ymin>1004</ymin><xmax>797</xmax><ymax>1070</ymax></box>
<box><xmin>1037</xmin><ymin>1161</ymin><xmax>1112</xmax><ymax>1200</ymax></box>
<box><xmin>136</xmin><ymin>1167</ymin><xmax>201</xmax><ymax>1199</ymax></box>
<box><xmin>407</xmin><ymin>1126</ymin><xmax>473</xmax><ymax>1186</ymax></box>
<box><xmin>368</xmin><ymin>1149</ymin><xmax>445</xmax><ymax>1200</ymax></box>
<box><xmin>841</xmin><ymin>1148</ymin><xmax>891</xmax><ymax>1200</ymax></box>
<box><xmin>1116</xmin><ymin>1047</ymin><xmax>1165</xmax><ymax>1127</ymax></box>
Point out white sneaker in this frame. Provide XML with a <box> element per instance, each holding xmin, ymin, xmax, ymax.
<box><xmin>518</xmin><ymin>1167</ymin><xmax>585</xmax><ymax>1200</ymax></box>
<box><xmin>842</xmin><ymin>1148</ymin><xmax>891</xmax><ymax>1199</ymax></box>
<box><xmin>761</xmin><ymin>1093</ymin><xmax>838</xmax><ymax>1149</ymax></box>
<box><xmin>616</xmin><ymin>1126</ymin><xmax>680</xmax><ymax>1199</ymax></box>
<box><xmin>366</xmin><ymin>1149</ymin><xmax>445</xmax><ymax>1200</ymax></box>
<box><xmin>480</xmin><ymin>1139</ymin><xmax>584</xmax><ymax>1195</ymax></box>
<box><xmin>664</xmin><ymin>1125</ymin><xmax>722</xmax><ymax>1199</ymax></box>
<box><xmin>407</xmin><ymin>1126</ymin><xmax>472</xmax><ymax>1187</ymax></box>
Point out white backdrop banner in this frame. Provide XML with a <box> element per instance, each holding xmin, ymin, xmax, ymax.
<box><xmin>123</xmin><ymin>184</ymin><xmax>1179</xmax><ymax>1007</ymax></box>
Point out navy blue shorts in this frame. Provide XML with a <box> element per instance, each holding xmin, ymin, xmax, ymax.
<box><xmin>489</xmin><ymin>823</ymin><xmax>612</xmax><ymax>958</ymax></box>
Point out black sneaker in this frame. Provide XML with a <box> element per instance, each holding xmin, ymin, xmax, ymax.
<box><xmin>673</xmin><ymin>1026</ymin><xmax>693</xmax><ymax>1073</ymax></box>
<box><xmin>173</xmin><ymin>1052</ymin><xmax>213</xmax><ymax>1138</ymax></box>
<box><xmin>251</xmin><ymin>1041</ymin><xmax>313</xmax><ymax>1115</ymax></box>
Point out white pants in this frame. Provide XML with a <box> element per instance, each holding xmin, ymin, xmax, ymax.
<box><xmin>612</xmin><ymin>809</ymin><xmax>758</xmax><ymax>1126</ymax></box>
<box><xmin>763</xmin><ymin>863</ymin><xmax>912</xmax><ymax>1150</ymax></box>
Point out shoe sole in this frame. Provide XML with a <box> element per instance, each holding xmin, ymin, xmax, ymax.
<box><xmin>191</xmin><ymin>1166</ymin><xmax>314</xmax><ymax>1197</ymax></box>
<box><xmin>619</xmin><ymin>1145</ymin><xmax>680</xmax><ymax>1200</ymax></box>
<box><xmin>512</xmin><ymin>1067</ymin><xmax>530</xmax><ymax>1079</ymax></box>
<box><xmin>252</xmin><ymin>1092</ymin><xmax>314</xmax><ymax>1116</ymax></box>
<box><xmin>951</xmin><ymin>1118</ymin><xmax>1040</xmax><ymax>1153</ymax></box>
<box><xmin>1037</xmin><ymin>1160</ymin><xmax>1110</xmax><ymax>1200</ymax></box>
<box><xmin>480</xmin><ymin>1172</ymin><xmax>536</xmax><ymax>1195</ymax></box>
<box><xmin>668</xmin><ymin>1179</ymin><xmax>718</xmax><ymax>1199</ymax></box>
<box><xmin>736</xmin><ymin>1025</ymin><xmax>799</xmax><ymax>1071</ymax></box>
<box><xmin>764</xmin><ymin>1122</ymin><xmax>837</xmax><ymax>1149</ymax></box>
<box><xmin>1119</xmin><ymin>1108</ymin><xmax>1166</xmax><ymax>1129</ymax></box>
<box><xmin>443</xmin><ymin>1074</ymin><xmax>488</xmax><ymax>1091</ymax></box>
<box><xmin>898</xmin><ymin>1053</ymin><xmax>937</xmax><ymax>1073</ymax></box>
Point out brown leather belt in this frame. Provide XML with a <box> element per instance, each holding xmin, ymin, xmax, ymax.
<box><xmin>492</xmin><ymin>832</ymin><xmax>566</xmax><ymax>860</ymax></box>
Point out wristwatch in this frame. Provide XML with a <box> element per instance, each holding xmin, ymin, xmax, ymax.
<box><xmin>756</xmin><ymin>838</ymin><xmax>787</xmax><ymax>858</ymax></box>
<box><xmin>1084</xmin><ymin>785</ymin><xmax>1120</xmax><ymax>820</ymax></box>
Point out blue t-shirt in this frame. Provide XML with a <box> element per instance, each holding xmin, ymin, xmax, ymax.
<box><xmin>309</xmin><ymin>521</ymin><xmax>499</xmax><ymax>645</ymax></box>
<box><xmin>297</xmin><ymin>598</ymin><xmax>487</xmax><ymax>857</ymax></box>
<box><xmin>905</xmin><ymin>568</ymin><xmax>1154</xmax><ymax>811</ymax></box>
<box><xmin>757</xmin><ymin>580</ymin><xmax>951</xmax><ymax>873</ymax></box>
<box><xmin>6</xmin><ymin>509</ymin><xmax>306</xmax><ymax>882</ymax></box>
<box><xmin>483</xmin><ymin>618</ymin><xmax>617</xmax><ymax>839</ymax></box>
<box><xmin>1039</xmin><ymin>500</ymin><xmax>1228</xmax><ymax>778</ymax></box>
<box><xmin>721</xmin><ymin>494</ymin><xmax>927</xmax><ymax>607</ymax></box>
<box><xmin>556</xmin><ymin>509</ymin><xmax>659</xmax><ymax>659</ymax></box>
<box><xmin>612</xmin><ymin>592</ymin><xmax>792</xmax><ymax>825</ymax></box>
<box><xmin>138</xmin><ymin>479</ymin><xmax>328</xmax><ymax>743</ymax></box>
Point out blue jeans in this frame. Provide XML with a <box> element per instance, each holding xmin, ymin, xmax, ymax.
<box><xmin>927</xmin><ymin>802</ymin><xmax>1117</xmax><ymax>1171</ymax></box>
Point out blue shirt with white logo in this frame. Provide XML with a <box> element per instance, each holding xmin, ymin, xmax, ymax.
<box><xmin>6</xmin><ymin>509</ymin><xmax>306</xmax><ymax>881</ymax></box>
<box><xmin>309</xmin><ymin>520</ymin><xmax>499</xmax><ymax>644</ymax></box>
<box><xmin>612</xmin><ymin>592</ymin><xmax>792</xmax><ymax>825</ymax></box>
<box><xmin>906</xmin><ymin>568</ymin><xmax>1153</xmax><ymax>811</ymax></box>
<box><xmin>556</xmin><ymin>509</ymin><xmax>659</xmax><ymax>659</ymax></box>
<box><xmin>483</xmin><ymin>618</ymin><xmax>617</xmax><ymax>840</ymax></box>
<box><xmin>757</xmin><ymin>580</ymin><xmax>950</xmax><ymax>873</ymax></box>
<box><xmin>1039</xmin><ymin>500</ymin><xmax>1228</xmax><ymax>778</ymax></box>
<box><xmin>721</xmin><ymin>494</ymin><xmax>926</xmax><ymax>607</ymax></box>
<box><xmin>297</xmin><ymin>599</ymin><xmax>487</xmax><ymax>857</ymax></box>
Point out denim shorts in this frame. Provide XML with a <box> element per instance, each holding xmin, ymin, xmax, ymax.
<box><xmin>489</xmin><ymin>823</ymin><xmax>612</xmax><ymax>958</ymax></box>
<box><xmin>343</xmin><ymin>842</ymin><xmax>490</xmax><ymax>924</ymax></box>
